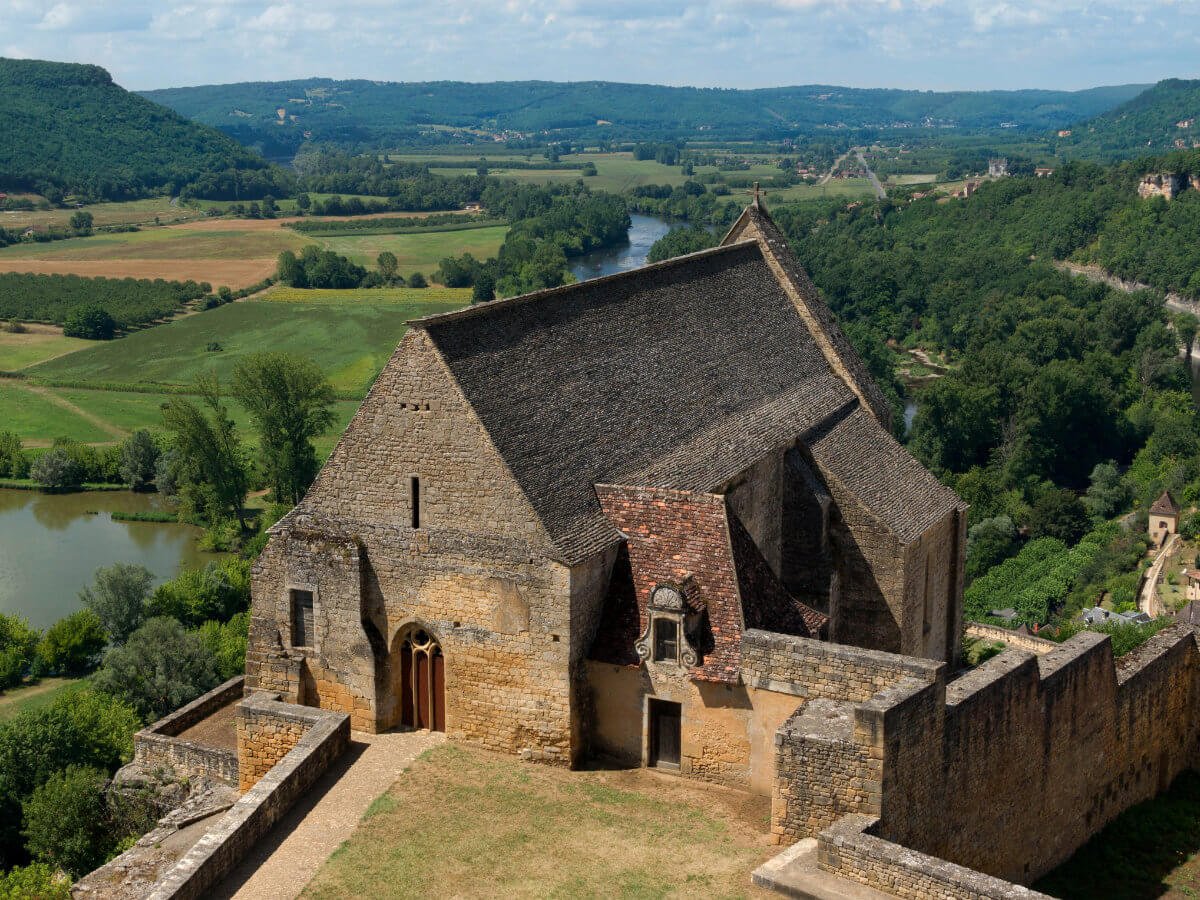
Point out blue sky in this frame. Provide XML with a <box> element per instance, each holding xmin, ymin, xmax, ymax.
<box><xmin>2</xmin><ymin>1</ymin><xmax>1198</xmax><ymax>92</ymax></box>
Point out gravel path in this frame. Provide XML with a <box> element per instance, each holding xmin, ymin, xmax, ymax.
<box><xmin>212</xmin><ymin>729</ymin><xmax>446</xmax><ymax>900</ymax></box>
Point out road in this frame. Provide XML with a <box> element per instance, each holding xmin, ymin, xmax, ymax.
<box><xmin>855</xmin><ymin>149</ymin><xmax>887</xmax><ymax>200</ymax></box>
<box><xmin>1139</xmin><ymin>532</ymin><xmax>1178</xmax><ymax>619</ymax></box>
<box><xmin>818</xmin><ymin>149</ymin><xmax>854</xmax><ymax>186</ymax></box>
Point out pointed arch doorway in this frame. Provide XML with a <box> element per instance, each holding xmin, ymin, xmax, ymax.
<box><xmin>397</xmin><ymin>627</ymin><xmax>445</xmax><ymax>731</ymax></box>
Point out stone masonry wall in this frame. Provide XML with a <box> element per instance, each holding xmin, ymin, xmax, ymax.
<box><xmin>133</xmin><ymin>677</ymin><xmax>244</xmax><ymax>786</ymax></box>
<box><xmin>817</xmin><ymin>815</ymin><xmax>1052</xmax><ymax>900</ymax></box>
<box><xmin>249</xmin><ymin>329</ymin><xmax>579</xmax><ymax>761</ymax></box>
<box><xmin>238</xmin><ymin>701</ymin><xmax>310</xmax><ymax>792</ymax></box>
<box><xmin>780</xmin><ymin>626</ymin><xmax>1200</xmax><ymax>886</ymax></box>
<box><xmin>146</xmin><ymin>693</ymin><xmax>349</xmax><ymax>900</ymax></box>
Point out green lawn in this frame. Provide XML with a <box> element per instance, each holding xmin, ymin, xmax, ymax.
<box><xmin>29</xmin><ymin>292</ymin><xmax>468</xmax><ymax>397</ymax></box>
<box><xmin>0</xmin><ymin>382</ymin><xmax>112</xmax><ymax>444</ymax></box>
<box><xmin>0</xmin><ymin>330</ymin><xmax>91</xmax><ymax>371</ymax></box>
<box><xmin>313</xmin><ymin>225</ymin><xmax>509</xmax><ymax>272</ymax></box>
<box><xmin>303</xmin><ymin>744</ymin><xmax>771</xmax><ymax>899</ymax></box>
<box><xmin>0</xmin><ymin>677</ymin><xmax>85</xmax><ymax>722</ymax></box>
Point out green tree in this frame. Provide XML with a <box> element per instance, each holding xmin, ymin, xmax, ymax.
<box><xmin>1028</xmin><ymin>488</ymin><xmax>1090</xmax><ymax>544</ymax></box>
<box><xmin>408</xmin><ymin>271</ymin><xmax>427</xmax><ymax>288</ymax></box>
<box><xmin>1173</xmin><ymin>311</ymin><xmax>1199</xmax><ymax>359</ymax></box>
<box><xmin>36</xmin><ymin>610</ymin><xmax>107</xmax><ymax>676</ymax></box>
<box><xmin>275</xmin><ymin>250</ymin><xmax>305</xmax><ymax>287</ymax></box>
<box><xmin>22</xmin><ymin>765</ymin><xmax>113</xmax><ymax>877</ymax></box>
<box><xmin>0</xmin><ymin>614</ymin><xmax>38</xmax><ymax>690</ymax></box>
<box><xmin>146</xmin><ymin>558</ymin><xmax>250</xmax><ymax>628</ymax></box>
<box><xmin>376</xmin><ymin>251</ymin><xmax>398</xmax><ymax>281</ymax></box>
<box><xmin>231</xmin><ymin>353</ymin><xmax>336</xmax><ymax>506</ymax></box>
<box><xmin>79</xmin><ymin>563</ymin><xmax>153</xmax><ymax>645</ymax></box>
<box><xmin>29</xmin><ymin>449</ymin><xmax>82</xmax><ymax>490</ymax></box>
<box><xmin>93</xmin><ymin>618</ymin><xmax>219</xmax><ymax>720</ymax></box>
<box><xmin>0</xmin><ymin>431</ymin><xmax>28</xmax><ymax>479</ymax></box>
<box><xmin>62</xmin><ymin>304</ymin><xmax>115</xmax><ymax>340</ymax></box>
<box><xmin>1083</xmin><ymin>461</ymin><xmax>1132</xmax><ymax>521</ymax></box>
<box><xmin>295</xmin><ymin>192</ymin><xmax>311</xmax><ymax>211</ymax></box>
<box><xmin>68</xmin><ymin>211</ymin><xmax>93</xmax><ymax>235</ymax></box>
<box><xmin>966</xmin><ymin>515</ymin><xmax>1019</xmax><ymax>582</ymax></box>
<box><xmin>472</xmin><ymin>272</ymin><xmax>496</xmax><ymax>304</ymax></box>
<box><xmin>0</xmin><ymin>863</ymin><xmax>70</xmax><ymax>900</ymax></box>
<box><xmin>118</xmin><ymin>430</ymin><xmax>159</xmax><ymax>490</ymax></box>
<box><xmin>0</xmin><ymin>689</ymin><xmax>138</xmax><ymax>869</ymax></box>
<box><xmin>196</xmin><ymin>612</ymin><xmax>249</xmax><ymax>681</ymax></box>
<box><xmin>161</xmin><ymin>374</ymin><xmax>249</xmax><ymax>529</ymax></box>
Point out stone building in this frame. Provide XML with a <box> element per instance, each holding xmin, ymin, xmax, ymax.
<box><xmin>1149</xmin><ymin>489</ymin><xmax>1180</xmax><ymax>546</ymax></box>
<box><xmin>245</xmin><ymin>200</ymin><xmax>966</xmax><ymax>786</ymax></box>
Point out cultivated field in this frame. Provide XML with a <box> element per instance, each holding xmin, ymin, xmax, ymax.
<box><xmin>311</xmin><ymin>224</ymin><xmax>509</xmax><ymax>272</ymax></box>
<box><xmin>28</xmin><ymin>288</ymin><xmax>469</xmax><ymax>396</ymax></box>
<box><xmin>0</xmin><ymin>325</ymin><xmax>90</xmax><ymax>371</ymax></box>
<box><xmin>0</xmin><ymin>197</ymin><xmax>203</xmax><ymax>230</ymax></box>
<box><xmin>302</xmin><ymin>743</ymin><xmax>772</xmax><ymax>899</ymax></box>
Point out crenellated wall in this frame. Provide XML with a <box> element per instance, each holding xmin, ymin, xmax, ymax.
<box><xmin>769</xmin><ymin>625</ymin><xmax>1200</xmax><ymax>888</ymax></box>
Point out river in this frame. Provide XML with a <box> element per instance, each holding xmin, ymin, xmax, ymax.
<box><xmin>0</xmin><ymin>490</ymin><xmax>214</xmax><ymax>629</ymax></box>
<box><xmin>570</xmin><ymin>214</ymin><xmax>673</xmax><ymax>282</ymax></box>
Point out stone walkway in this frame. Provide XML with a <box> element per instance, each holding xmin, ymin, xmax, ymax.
<box><xmin>212</xmin><ymin>729</ymin><xmax>445</xmax><ymax>900</ymax></box>
<box><xmin>1141</xmin><ymin>532</ymin><xmax>1179</xmax><ymax>619</ymax></box>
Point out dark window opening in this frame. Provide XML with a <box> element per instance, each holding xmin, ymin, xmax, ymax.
<box><xmin>411</xmin><ymin>476</ymin><xmax>421</xmax><ymax>529</ymax></box>
<box><xmin>653</xmin><ymin>618</ymin><xmax>678</xmax><ymax>662</ymax></box>
<box><xmin>291</xmin><ymin>589</ymin><xmax>314</xmax><ymax>648</ymax></box>
<box><xmin>1161</xmin><ymin>521</ymin><xmax>1169</xmax><ymax>529</ymax></box>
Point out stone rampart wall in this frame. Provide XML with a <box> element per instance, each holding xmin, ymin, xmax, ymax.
<box><xmin>742</xmin><ymin>629</ymin><xmax>943</xmax><ymax>703</ymax></box>
<box><xmin>964</xmin><ymin>622</ymin><xmax>1056</xmax><ymax>654</ymax></box>
<box><xmin>145</xmin><ymin>692</ymin><xmax>350</xmax><ymax>900</ymax></box>
<box><xmin>817</xmin><ymin>814</ymin><xmax>1052</xmax><ymax>900</ymax></box>
<box><xmin>132</xmin><ymin>677</ymin><xmax>244</xmax><ymax>786</ymax></box>
<box><xmin>785</xmin><ymin>626</ymin><xmax>1200</xmax><ymax>886</ymax></box>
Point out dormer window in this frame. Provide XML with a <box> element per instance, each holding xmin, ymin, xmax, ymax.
<box><xmin>635</xmin><ymin>583</ymin><xmax>700</xmax><ymax>667</ymax></box>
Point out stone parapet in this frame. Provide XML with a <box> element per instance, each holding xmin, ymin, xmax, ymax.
<box><xmin>144</xmin><ymin>693</ymin><xmax>349</xmax><ymax>900</ymax></box>
<box><xmin>817</xmin><ymin>815</ymin><xmax>1052</xmax><ymax>900</ymax></box>
<box><xmin>132</xmin><ymin>677</ymin><xmax>244</xmax><ymax>786</ymax></box>
<box><xmin>964</xmin><ymin>622</ymin><xmax>1056</xmax><ymax>655</ymax></box>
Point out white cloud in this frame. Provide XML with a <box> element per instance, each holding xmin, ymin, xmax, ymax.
<box><xmin>0</xmin><ymin>0</ymin><xmax>1197</xmax><ymax>90</ymax></box>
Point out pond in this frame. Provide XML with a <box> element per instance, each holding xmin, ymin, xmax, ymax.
<box><xmin>569</xmin><ymin>214</ymin><xmax>674</xmax><ymax>282</ymax></box>
<box><xmin>0</xmin><ymin>489</ymin><xmax>214</xmax><ymax>629</ymax></box>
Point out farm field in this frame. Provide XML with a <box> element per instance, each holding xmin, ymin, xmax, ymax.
<box><xmin>0</xmin><ymin>326</ymin><xmax>91</xmax><ymax>371</ymax></box>
<box><xmin>312</xmin><ymin>224</ymin><xmax>509</xmax><ymax>272</ymax></box>
<box><xmin>303</xmin><ymin>743</ymin><xmax>772</xmax><ymax>899</ymax></box>
<box><xmin>0</xmin><ymin>197</ymin><xmax>203</xmax><ymax>231</ymax></box>
<box><xmin>0</xmin><ymin>218</ymin><xmax>314</xmax><ymax>289</ymax></box>
<box><xmin>29</xmin><ymin>288</ymin><xmax>469</xmax><ymax>396</ymax></box>
<box><xmin>0</xmin><ymin>381</ymin><xmax>115</xmax><ymax>445</ymax></box>
<box><xmin>759</xmin><ymin>178</ymin><xmax>877</xmax><ymax>203</ymax></box>
<box><xmin>886</xmin><ymin>173</ymin><xmax>940</xmax><ymax>185</ymax></box>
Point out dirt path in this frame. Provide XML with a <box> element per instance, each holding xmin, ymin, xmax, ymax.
<box><xmin>212</xmin><ymin>730</ymin><xmax>445</xmax><ymax>900</ymax></box>
<box><xmin>16</xmin><ymin>381</ymin><xmax>128</xmax><ymax>440</ymax></box>
<box><xmin>1141</xmin><ymin>532</ymin><xmax>1179</xmax><ymax>619</ymax></box>
<box><xmin>855</xmin><ymin>148</ymin><xmax>887</xmax><ymax>200</ymax></box>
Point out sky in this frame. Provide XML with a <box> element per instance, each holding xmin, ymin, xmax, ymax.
<box><xmin>2</xmin><ymin>0</ymin><xmax>1199</xmax><ymax>92</ymax></box>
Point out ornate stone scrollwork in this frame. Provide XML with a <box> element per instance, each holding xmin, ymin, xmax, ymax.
<box><xmin>637</xmin><ymin>583</ymin><xmax>701</xmax><ymax>667</ymax></box>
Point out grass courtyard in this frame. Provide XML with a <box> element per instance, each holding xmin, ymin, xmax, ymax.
<box><xmin>303</xmin><ymin>744</ymin><xmax>773</xmax><ymax>899</ymax></box>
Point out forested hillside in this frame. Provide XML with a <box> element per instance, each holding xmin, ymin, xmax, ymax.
<box><xmin>0</xmin><ymin>59</ymin><xmax>289</xmax><ymax>201</ymax></box>
<box><xmin>142</xmin><ymin>78</ymin><xmax>1146</xmax><ymax>148</ymax></box>
<box><xmin>1066</xmin><ymin>78</ymin><xmax>1200</xmax><ymax>158</ymax></box>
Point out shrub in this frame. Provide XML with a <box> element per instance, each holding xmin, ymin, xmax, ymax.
<box><xmin>79</xmin><ymin>563</ymin><xmax>154</xmax><ymax>645</ymax></box>
<box><xmin>21</xmin><ymin>765</ymin><xmax>113</xmax><ymax>877</ymax></box>
<box><xmin>195</xmin><ymin>612</ymin><xmax>249</xmax><ymax>681</ymax></box>
<box><xmin>0</xmin><ymin>615</ymin><xmax>38</xmax><ymax>690</ymax></box>
<box><xmin>29</xmin><ymin>449</ymin><xmax>81</xmax><ymax>490</ymax></box>
<box><xmin>118</xmin><ymin>430</ymin><xmax>159</xmax><ymax>490</ymax></box>
<box><xmin>0</xmin><ymin>432</ymin><xmax>29</xmax><ymax>479</ymax></box>
<box><xmin>147</xmin><ymin>558</ymin><xmax>250</xmax><ymax>628</ymax></box>
<box><xmin>0</xmin><ymin>690</ymin><xmax>139</xmax><ymax>869</ymax></box>
<box><xmin>93</xmin><ymin>618</ymin><xmax>219</xmax><ymax>721</ymax></box>
<box><xmin>36</xmin><ymin>610</ymin><xmax>107</xmax><ymax>676</ymax></box>
<box><xmin>408</xmin><ymin>271</ymin><xmax>427</xmax><ymax>288</ymax></box>
<box><xmin>62</xmin><ymin>304</ymin><xmax>115</xmax><ymax>340</ymax></box>
<box><xmin>0</xmin><ymin>863</ymin><xmax>70</xmax><ymax>900</ymax></box>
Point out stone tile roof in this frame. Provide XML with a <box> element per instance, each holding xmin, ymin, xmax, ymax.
<box><xmin>722</xmin><ymin>201</ymin><xmax>893</xmax><ymax>428</ymax></box>
<box><xmin>1151</xmin><ymin>490</ymin><xmax>1180</xmax><ymax>517</ymax></box>
<box><xmin>415</xmin><ymin>239</ymin><xmax>854</xmax><ymax>565</ymax></box>
<box><xmin>802</xmin><ymin>406</ymin><xmax>966</xmax><ymax>543</ymax></box>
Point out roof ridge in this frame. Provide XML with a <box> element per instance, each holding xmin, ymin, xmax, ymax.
<box><xmin>408</xmin><ymin>239</ymin><xmax>761</xmax><ymax>329</ymax></box>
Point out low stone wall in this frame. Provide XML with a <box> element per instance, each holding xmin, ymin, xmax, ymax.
<box><xmin>817</xmin><ymin>814</ymin><xmax>1051</xmax><ymax>900</ymax></box>
<box><xmin>964</xmin><ymin>622</ymin><xmax>1056</xmax><ymax>655</ymax></box>
<box><xmin>741</xmin><ymin>629</ymin><xmax>943</xmax><ymax>702</ymax></box>
<box><xmin>144</xmin><ymin>692</ymin><xmax>350</xmax><ymax>900</ymax></box>
<box><xmin>133</xmin><ymin>677</ymin><xmax>244</xmax><ymax>786</ymax></box>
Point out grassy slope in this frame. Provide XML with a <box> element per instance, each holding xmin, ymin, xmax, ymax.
<box><xmin>0</xmin><ymin>330</ymin><xmax>91</xmax><ymax>371</ymax></box>
<box><xmin>29</xmin><ymin>291</ymin><xmax>466</xmax><ymax>395</ymax></box>
<box><xmin>0</xmin><ymin>382</ymin><xmax>111</xmax><ymax>444</ymax></box>
<box><xmin>0</xmin><ymin>226</ymin><xmax>308</xmax><ymax>261</ymax></box>
<box><xmin>303</xmin><ymin>744</ymin><xmax>771</xmax><ymax>899</ymax></box>
<box><xmin>0</xmin><ymin>678</ymin><xmax>85</xmax><ymax>723</ymax></box>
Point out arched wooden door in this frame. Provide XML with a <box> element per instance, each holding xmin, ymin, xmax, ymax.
<box><xmin>398</xmin><ymin>628</ymin><xmax>444</xmax><ymax>731</ymax></box>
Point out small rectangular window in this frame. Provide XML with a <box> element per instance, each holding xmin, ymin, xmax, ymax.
<box><xmin>653</xmin><ymin>618</ymin><xmax>678</xmax><ymax>663</ymax></box>
<box><xmin>291</xmin><ymin>589</ymin><xmax>314</xmax><ymax>648</ymax></box>
<box><xmin>411</xmin><ymin>476</ymin><xmax>421</xmax><ymax>529</ymax></box>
